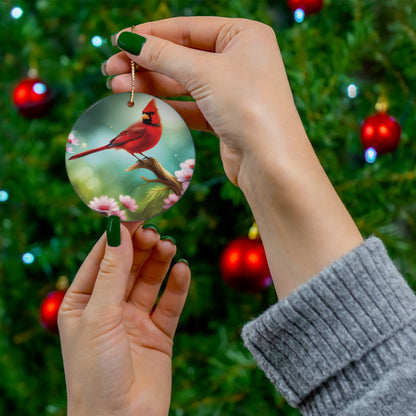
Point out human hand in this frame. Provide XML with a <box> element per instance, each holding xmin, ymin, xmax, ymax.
<box><xmin>104</xmin><ymin>17</ymin><xmax>363</xmax><ymax>299</ymax></box>
<box><xmin>58</xmin><ymin>218</ymin><xmax>190</xmax><ymax>416</ymax></box>
<box><xmin>104</xmin><ymin>17</ymin><xmax>362</xmax><ymax>299</ymax></box>
<box><xmin>104</xmin><ymin>17</ymin><xmax>304</xmax><ymax>187</ymax></box>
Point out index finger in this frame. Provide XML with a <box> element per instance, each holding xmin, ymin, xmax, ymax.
<box><xmin>121</xmin><ymin>16</ymin><xmax>233</xmax><ymax>52</ymax></box>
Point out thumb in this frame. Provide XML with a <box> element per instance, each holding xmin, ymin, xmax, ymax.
<box><xmin>88</xmin><ymin>216</ymin><xmax>133</xmax><ymax>310</ymax></box>
<box><xmin>116</xmin><ymin>31</ymin><xmax>208</xmax><ymax>92</ymax></box>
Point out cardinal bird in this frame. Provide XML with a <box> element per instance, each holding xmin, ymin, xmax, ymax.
<box><xmin>69</xmin><ymin>99</ymin><xmax>162</xmax><ymax>160</ymax></box>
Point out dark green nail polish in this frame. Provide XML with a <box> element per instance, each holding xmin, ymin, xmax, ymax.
<box><xmin>117</xmin><ymin>32</ymin><xmax>147</xmax><ymax>55</ymax></box>
<box><xmin>110</xmin><ymin>33</ymin><xmax>118</xmax><ymax>46</ymax></box>
<box><xmin>161</xmin><ymin>235</ymin><xmax>176</xmax><ymax>245</ymax></box>
<box><xmin>178</xmin><ymin>258</ymin><xmax>189</xmax><ymax>266</ymax></box>
<box><xmin>105</xmin><ymin>76</ymin><xmax>114</xmax><ymax>90</ymax></box>
<box><xmin>143</xmin><ymin>223</ymin><xmax>159</xmax><ymax>233</ymax></box>
<box><xmin>100</xmin><ymin>60</ymin><xmax>108</xmax><ymax>76</ymax></box>
<box><xmin>107</xmin><ymin>215</ymin><xmax>121</xmax><ymax>247</ymax></box>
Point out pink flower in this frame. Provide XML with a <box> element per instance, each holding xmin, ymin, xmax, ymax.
<box><xmin>180</xmin><ymin>159</ymin><xmax>195</xmax><ymax>169</ymax></box>
<box><xmin>175</xmin><ymin>167</ymin><xmax>193</xmax><ymax>182</ymax></box>
<box><xmin>181</xmin><ymin>181</ymin><xmax>190</xmax><ymax>194</ymax></box>
<box><xmin>110</xmin><ymin>208</ymin><xmax>127</xmax><ymax>221</ymax></box>
<box><xmin>119</xmin><ymin>195</ymin><xmax>138</xmax><ymax>212</ymax></box>
<box><xmin>88</xmin><ymin>196</ymin><xmax>119</xmax><ymax>214</ymax></box>
<box><xmin>66</xmin><ymin>145</ymin><xmax>74</xmax><ymax>153</ymax></box>
<box><xmin>67</xmin><ymin>132</ymin><xmax>79</xmax><ymax>145</ymax></box>
<box><xmin>163</xmin><ymin>193</ymin><xmax>180</xmax><ymax>210</ymax></box>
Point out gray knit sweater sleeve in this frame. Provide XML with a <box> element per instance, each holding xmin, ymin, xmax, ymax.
<box><xmin>241</xmin><ymin>237</ymin><xmax>416</xmax><ymax>415</ymax></box>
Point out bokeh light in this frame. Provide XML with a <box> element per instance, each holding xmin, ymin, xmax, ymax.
<box><xmin>10</xmin><ymin>7</ymin><xmax>23</xmax><ymax>19</ymax></box>
<box><xmin>365</xmin><ymin>147</ymin><xmax>377</xmax><ymax>164</ymax></box>
<box><xmin>0</xmin><ymin>190</ymin><xmax>8</xmax><ymax>202</ymax></box>
<box><xmin>91</xmin><ymin>35</ymin><xmax>103</xmax><ymax>47</ymax></box>
<box><xmin>22</xmin><ymin>252</ymin><xmax>35</xmax><ymax>264</ymax></box>
<box><xmin>33</xmin><ymin>82</ymin><xmax>47</xmax><ymax>94</ymax></box>
<box><xmin>294</xmin><ymin>8</ymin><xmax>305</xmax><ymax>23</ymax></box>
<box><xmin>347</xmin><ymin>83</ymin><xmax>358</xmax><ymax>99</ymax></box>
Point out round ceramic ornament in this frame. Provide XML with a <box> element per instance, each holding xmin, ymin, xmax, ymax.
<box><xmin>65</xmin><ymin>92</ymin><xmax>195</xmax><ymax>221</ymax></box>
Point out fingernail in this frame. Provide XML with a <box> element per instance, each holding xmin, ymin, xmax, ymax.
<box><xmin>161</xmin><ymin>235</ymin><xmax>176</xmax><ymax>245</ymax></box>
<box><xmin>100</xmin><ymin>60</ymin><xmax>108</xmax><ymax>76</ymax></box>
<box><xmin>142</xmin><ymin>223</ymin><xmax>159</xmax><ymax>233</ymax></box>
<box><xmin>117</xmin><ymin>32</ymin><xmax>147</xmax><ymax>55</ymax></box>
<box><xmin>111</xmin><ymin>33</ymin><xmax>118</xmax><ymax>46</ymax></box>
<box><xmin>178</xmin><ymin>258</ymin><xmax>189</xmax><ymax>266</ymax></box>
<box><xmin>106</xmin><ymin>76</ymin><xmax>113</xmax><ymax>90</ymax></box>
<box><xmin>107</xmin><ymin>215</ymin><xmax>121</xmax><ymax>247</ymax></box>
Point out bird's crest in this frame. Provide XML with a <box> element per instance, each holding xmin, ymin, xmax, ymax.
<box><xmin>142</xmin><ymin>99</ymin><xmax>161</xmax><ymax>126</ymax></box>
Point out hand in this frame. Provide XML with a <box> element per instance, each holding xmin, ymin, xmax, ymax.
<box><xmin>104</xmin><ymin>16</ymin><xmax>363</xmax><ymax>298</ymax></box>
<box><xmin>58</xmin><ymin>221</ymin><xmax>190</xmax><ymax>416</ymax></box>
<box><xmin>104</xmin><ymin>17</ymin><xmax>302</xmax><ymax>187</ymax></box>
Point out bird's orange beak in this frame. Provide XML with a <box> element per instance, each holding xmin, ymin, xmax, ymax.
<box><xmin>142</xmin><ymin>113</ymin><xmax>150</xmax><ymax>121</ymax></box>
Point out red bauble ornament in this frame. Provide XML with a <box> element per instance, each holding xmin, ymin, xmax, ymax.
<box><xmin>220</xmin><ymin>237</ymin><xmax>272</xmax><ymax>293</ymax></box>
<box><xmin>287</xmin><ymin>0</ymin><xmax>324</xmax><ymax>15</ymax></box>
<box><xmin>13</xmin><ymin>77</ymin><xmax>52</xmax><ymax>118</ymax></box>
<box><xmin>360</xmin><ymin>112</ymin><xmax>401</xmax><ymax>155</ymax></box>
<box><xmin>40</xmin><ymin>290</ymin><xmax>66</xmax><ymax>332</ymax></box>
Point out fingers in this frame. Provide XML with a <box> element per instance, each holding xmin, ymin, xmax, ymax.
<box><xmin>110</xmin><ymin>71</ymin><xmax>189</xmax><ymax>97</ymax></box>
<box><xmin>114</xmin><ymin>31</ymin><xmax>211</xmax><ymax>94</ymax></box>
<box><xmin>61</xmin><ymin>232</ymin><xmax>107</xmax><ymax>309</ymax></box>
<box><xmin>151</xmin><ymin>261</ymin><xmax>191</xmax><ymax>339</ymax></box>
<box><xmin>124</xmin><ymin>225</ymin><xmax>161</xmax><ymax>297</ymax></box>
<box><xmin>132</xmin><ymin>16</ymin><xmax>233</xmax><ymax>52</ymax></box>
<box><xmin>123</xmin><ymin>221</ymin><xmax>144</xmax><ymax>236</ymax></box>
<box><xmin>87</xmin><ymin>224</ymin><xmax>134</xmax><ymax>310</ymax></box>
<box><xmin>106</xmin><ymin>16</ymin><xmax>244</xmax><ymax>77</ymax></box>
<box><xmin>103</xmin><ymin>51</ymin><xmax>134</xmax><ymax>75</ymax></box>
<box><xmin>127</xmin><ymin>238</ymin><xmax>177</xmax><ymax>313</ymax></box>
<box><xmin>62</xmin><ymin>222</ymin><xmax>141</xmax><ymax>306</ymax></box>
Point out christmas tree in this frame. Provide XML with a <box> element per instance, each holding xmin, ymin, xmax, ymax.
<box><xmin>1</xmin><ymin>0</ymin><xmax>416</xmax><ymax>414</ymax></box>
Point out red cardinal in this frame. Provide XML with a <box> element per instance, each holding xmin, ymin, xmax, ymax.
<box><xmin>69</xmin><ymin>99</ymin><xmax>162</xmax><ymax>160</ymax></box>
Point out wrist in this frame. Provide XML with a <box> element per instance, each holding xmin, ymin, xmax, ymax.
<box><xmin>237</xmin><ymin>121</ymin><xmax>363</xmax><ymax>298</ymax></box>
<box><xmin>236</xmin><ymin>96</ymin><xmax>309</xmax><ymax>188</ymax></box>
<box><xmin>237</xmin><ymin>115</ymin><xmax>310</xmax><ymax>195</ymax></box>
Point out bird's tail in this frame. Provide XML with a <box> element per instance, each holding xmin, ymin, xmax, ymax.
<box><xmin>68</xmin><ymin>144</ymin><xmax>110</xmax><ymax>160</ymax></box>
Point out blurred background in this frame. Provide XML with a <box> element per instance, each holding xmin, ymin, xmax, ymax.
<box><xmin>1</xmin><ymin>0</ymin><xmax>416</xmax><ymax>414</ymax></box>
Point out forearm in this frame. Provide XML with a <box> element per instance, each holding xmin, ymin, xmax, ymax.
<box><xmin>238</xmin><ymin>111</ymin><xmax>363</xmax><ymax>298</ymax></box>
<box><xmin>242</xmin><ymin>237</ymin><xmax>416</xmax><ymax>414</ymax></box>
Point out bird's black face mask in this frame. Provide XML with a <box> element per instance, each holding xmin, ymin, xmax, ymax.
<box><xmin>142</xmin><ymin>111</ymin><xmax>154</xmax><ymax>125</ymax></box>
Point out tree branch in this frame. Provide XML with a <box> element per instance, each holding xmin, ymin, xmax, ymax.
<box><xmin>126</xmin><ymin>157</ymin><xmax>182</xmax><ymax>195</ymax></box>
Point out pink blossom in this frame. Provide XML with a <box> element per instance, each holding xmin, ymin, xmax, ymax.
<box><xmin>180</xmin><ymin>159</ymin><xmax>195</xmax><ymax>169</ymax></box>
<box><xmin>88</xmin><ymin>196</ymin><xmax>119</xmax><ymax>214</ymax></box>
<box><xmin>66</xmin><ymin>145</ymin><xmax>74</xmax><ymax>153</ymax></box>
<box><xmin>181</xmin><ymin>181</ymin><xmax>190</xmax><ymax>194</ymax></box>
<box><xmin>67</xmin><ymin>132</ymin><xmax>79</xmax><ymax>145</ymax></box>
<box><xmin>163</xmin><ymin>193</ymin><xmax>180</xmax><ymax>210</ymax></box>
<box><xmin>110</xmin><ymin>208</ymin><xmax>127</xmax><ymax>221</ymax></box>
<box><xmin>119</xmin><ymin>195</ymin><xmax>138</xmax><ymax>212</ymax></box>
<box><xmin>175</xmin><ymin>167</ymin><xmax>193</xmax><ymax>182</ymax></box>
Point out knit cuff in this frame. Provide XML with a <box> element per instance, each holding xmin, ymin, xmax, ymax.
<box><xmin>241</xmin><ymin>237</ymin><xmax>416</xmax><ymax>410</ymax></box>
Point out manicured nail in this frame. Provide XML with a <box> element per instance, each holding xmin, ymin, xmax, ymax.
<box><xmin>142</xmin><ymin>223</ymin><xmax>159</xmax><ymax>233</ymax></box>
<box><xmin>100</xmin><ymin>60</ymin><xmax>108</xmax><ymax>76</ymax></box>
<box><xmin>117</xmin><ymin>32</ymin><xmax>147</xmax><ymax>55</ymax></box>
<box><xmin>107</xmin><ymin>215</ymin><xmax>121</xmax><ymax>247</ymax></box>
<box><xmin>106</xmin><ymin>76</ymin><xmax>113</xmax><ymax>90</ymax></box>
<box><xmin>110</xmin><ymin>33</ymin><xmax>118</xmax><ymax>46</ymax></box>
<box><xmin>178</xmin><ymin>258</ymin><xmax>189</xmax><ymax>266</ymax></box>
<box><xmin>161</xmin><ymin>235</ymin><xmax>176</xmax><ymax>245</ymax></box>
